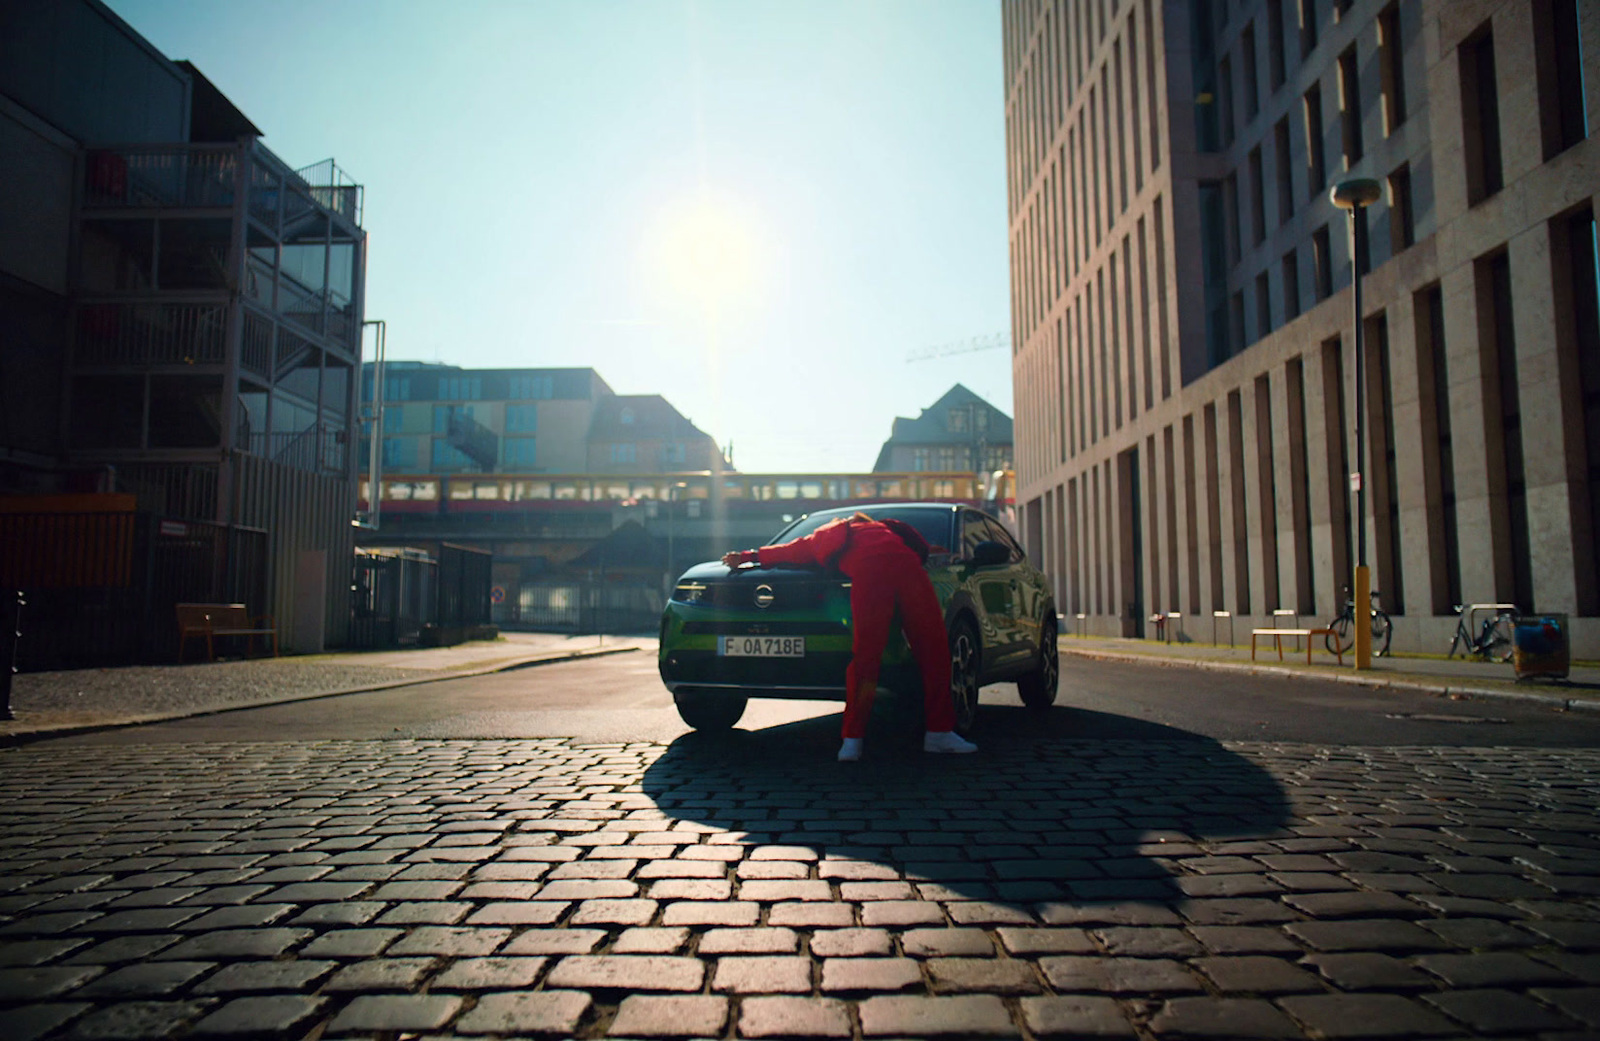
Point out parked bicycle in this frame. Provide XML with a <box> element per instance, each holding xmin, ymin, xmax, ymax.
<box><xmin>1447</xmin><ymin>603</ymin><xmax>1518</xmax><ymax>662</ymax></box>
<box><xmin>1325</xmin><ymin>587</ymin><xmax>1393</xmax><ymax>657</ymax></box>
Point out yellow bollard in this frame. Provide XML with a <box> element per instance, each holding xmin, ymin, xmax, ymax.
<box><xmin>1354</xmin><ymin>565</ymin><xmax>1372</xmax><ymax>670</ymax></box>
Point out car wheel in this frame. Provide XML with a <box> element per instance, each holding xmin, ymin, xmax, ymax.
<box><xmin>1017</xmin><ymin>616</ymin><xmax>1059</xmax><ymax>710</ymax></box>
<box><xmin>673</xmin><ymin>689</ymin><xmax>747</xmax><ymax>731</ymax></box>
<box><xmin>947</xmin><ymin>617</ymin><xmax>981</xmax><ymax>734</ymax></box>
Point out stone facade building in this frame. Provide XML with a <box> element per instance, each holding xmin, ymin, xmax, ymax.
<box><xmin>1005</xmin><ymin>0</ymin><xmax>1598</xmax><ymax>654</ymax></box>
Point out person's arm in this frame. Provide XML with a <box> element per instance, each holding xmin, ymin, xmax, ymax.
<box><xmin>722</xmin><ymin>518</ymin><xmax>850</xmax><ymax>569</ymax></box>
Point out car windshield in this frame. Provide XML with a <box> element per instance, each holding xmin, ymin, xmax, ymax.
<box><xmin>768</xmin><ymin>507</ymin><xmax>954</xmax><ymax>554</ymax></box>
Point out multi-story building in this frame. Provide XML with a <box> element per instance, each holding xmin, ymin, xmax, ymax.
<box><xmin>1005</xmin><ymin>0</ymin><xmax>1598</xmax><ymax>655</ymax></box>
<box><xmin>1</xmin><ymin>0</ymin><xmax>367</xmax><ymax>654</ymax></box>
<box><xmin>872</xmin><ymin>384</ymin><xmax>1015</xmax><ymax>474</ymax></box>
<box><xmin>358</xmin><ymin>362</ymin><xmax>724</xmax><ymax>478</ymax></box>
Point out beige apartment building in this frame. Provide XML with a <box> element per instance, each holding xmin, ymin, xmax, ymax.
<box><xmin>1005</xmin><ymin>0</ymin><xmax>1598</xmax><ymax>655</ymax></box>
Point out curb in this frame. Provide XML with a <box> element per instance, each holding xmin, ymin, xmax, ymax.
<box><xmin>0</xmin><ymin>644</ymin><xmax>642</xmax><ymax>747</ymax></box>
<box><xmin>1057</xmin><ymin>644</ymin><xmax>1600</xmax><ymax>713</ymax></box>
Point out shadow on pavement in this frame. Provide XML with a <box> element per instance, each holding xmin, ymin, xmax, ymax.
<box><xmin>641</xmin><ymin>700</ymin><xmax>1289</xmax><ymax>911</ymax></box>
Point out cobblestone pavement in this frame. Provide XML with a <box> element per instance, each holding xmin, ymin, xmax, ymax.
<box><xmin>2</xmin><ymin>735</ymin><xmax>1598</xmax><ymax>1039</ymax></box>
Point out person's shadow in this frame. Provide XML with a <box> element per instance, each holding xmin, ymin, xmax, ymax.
<box><xmin>641</xmin><ymin>698</ymin><xmax>1289</xmax><ymax>911</ymax></box>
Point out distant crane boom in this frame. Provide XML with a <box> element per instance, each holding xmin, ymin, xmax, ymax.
<box><xmin>906</xmin><ymin>332</ymin><xmax>1011</xmax><ymax>363</ymax></box>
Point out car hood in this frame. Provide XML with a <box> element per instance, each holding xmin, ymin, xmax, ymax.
<box><xmin>676</xmin><ymin>561</ymin><xmax>836</xmax><ymax>584</ymax></box>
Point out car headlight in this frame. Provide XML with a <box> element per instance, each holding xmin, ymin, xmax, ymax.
<box><xmin>673</xmin><ymin>581</ymin><xmax>708</xmax><ymax>604</ymax></box>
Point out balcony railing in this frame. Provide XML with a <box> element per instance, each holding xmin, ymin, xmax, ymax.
<box><xmin>76</xmin><ymin>302</ymin><xmax>228</xmax><ymax>366</ymax></box>
<box><xmin>244</xmin><ymin>425</ymin><xmax>347</xmax><ymax>475</ymax></box>
<box><xmin>86</xmin><ymin>147</ymin><xmax>239</xmax><ymax>209</ymax></box>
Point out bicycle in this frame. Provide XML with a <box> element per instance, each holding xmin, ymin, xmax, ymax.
<box><xmin>1325</xmin><ymin>587</ymin><xmax>1393</xmax><ymax>657</ymax></box>
<box><xmin>1448</xmin><ymin>604</ymin><xmax>1518</xmax><ymax>662</ymax></box>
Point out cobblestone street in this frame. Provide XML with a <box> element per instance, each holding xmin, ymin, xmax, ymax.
<box><xmin>2</xmin><ymin>735</ymin><xmax>1599</xmax><ymax>1039</ymax></box>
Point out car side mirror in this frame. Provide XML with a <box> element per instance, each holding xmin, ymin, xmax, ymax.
<box><xmin>972</xmin><ymin>540</ymin><xmax>1010</xmax><ymax>568</ymax></box>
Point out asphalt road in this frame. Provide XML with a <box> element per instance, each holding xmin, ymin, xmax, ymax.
<box><xmin>38</xmin><ymin>649</ymin><xmax>1600</xmax><ymax>750</ymax></box>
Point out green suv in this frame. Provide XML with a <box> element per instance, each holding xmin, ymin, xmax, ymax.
<box><xmin>658</xmin><ymin>503</ymin><xmax>1059</xmax><ymax>732</ymax></box>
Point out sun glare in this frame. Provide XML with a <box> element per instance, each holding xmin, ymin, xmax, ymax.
<box><xmin>646</xmin><ymin>194</ymin><xmax>761</xmax><ymax>315</ymax></box>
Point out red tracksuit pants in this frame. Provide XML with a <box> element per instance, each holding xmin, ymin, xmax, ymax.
<box><xmin>841</xmin><ymin>555</ymin><xmax>956</xmax><ymax>739</ymax></box>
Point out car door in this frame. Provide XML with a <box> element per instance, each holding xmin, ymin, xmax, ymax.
<box><xmin>958</xmin><ymin>510</ymin><xmax>1018</xmax><ymax>665</ymax></box>
<box><xmin>984</xmin><ymin>517</ymin><xmax>1044</xmax><ymax>657</ymax></box>
<box><xmin>975</xmin><ymin>515</ymin><xmax>1036</xmax><ymax>667</ymax></box>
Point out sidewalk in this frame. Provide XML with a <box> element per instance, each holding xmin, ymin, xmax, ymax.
<box><xmin>4</xmin><ymin>627</ymin><xmax>1594</xmax><ymax>745</ymax></box>
<box><xmin>1058</xmin><ymin>628</ymin><xmax>1600</xmax><ymax>711</ymax></box>
<box><xmin>0</xmin><ymin>632</ymin><xmax>649</xmax><ymax>742</ymax></box>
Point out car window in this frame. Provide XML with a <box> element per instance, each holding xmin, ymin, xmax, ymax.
<box><xmin>981</xmin><ymin>517</ymin><xmax>1024</xmax><ymax>562</ymax></box>
<box><xmin>960</xmin><ymin>511</ymin><xmax>991</xmax><ymax>558</ymax></box>
<box><xmin>770</xmin><ymin>507</ymin><xmax>954</xmax><ymax>553</ymax></box>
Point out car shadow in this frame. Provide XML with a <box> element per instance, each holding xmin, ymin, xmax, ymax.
<box><xmin>640</xmin><ymin>699</ymin><xmax>1290</xmax><ymax>911</ymax></box>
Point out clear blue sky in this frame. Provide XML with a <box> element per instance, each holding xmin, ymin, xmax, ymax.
<box><xmin>107</xmin><ymin>0</ymin><xmax>1012</xmax><ymax>473</ymax></box>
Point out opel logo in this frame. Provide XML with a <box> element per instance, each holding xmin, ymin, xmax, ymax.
<box><xmin>754</xmin><ymin>584</ymin><xmax>775</xmax><ymax>609</ymax></box>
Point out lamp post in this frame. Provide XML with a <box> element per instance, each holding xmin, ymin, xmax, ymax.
<box><xmin>665</xmin><ymin>481</ymin><xmax>688</xmax><ymax>601</ymax></box>
<box><xmin>1329</xmin><ymin>177</ymin><xmax>1382</xmax><ymax>670</ymax></box>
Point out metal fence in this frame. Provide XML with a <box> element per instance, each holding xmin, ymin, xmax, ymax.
<box><xmin>348</xmin><ymin>542</ymin><xmax>491</xmax><ymax>648</ymax></box>
<box><xmin>517</xmin><ymin>577</ymin><xmax>663</xmax><ymax>635</ymax></box>
<box><xmin>0</xmin><ymin>511</ymin><xmax>267</xmax><ymax>670</ymax></box>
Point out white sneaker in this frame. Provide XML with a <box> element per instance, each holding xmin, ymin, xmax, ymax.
<box><xmin>924</xmin><ymin>731</ymin><xmax>978</xmax><ymax>754</ymax></box>
<box><xmin>837</xmin><ymin>738</ymin><xmax>864</xmax><ymax>762</ymax></box>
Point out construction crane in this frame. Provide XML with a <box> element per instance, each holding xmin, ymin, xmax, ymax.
<box><xmin>905</xmin><ymin>332</ymin><xmax>1011</xmax><ymax>363</ymax></box>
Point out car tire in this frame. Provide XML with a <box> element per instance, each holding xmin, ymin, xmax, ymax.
<box><xmin>1017</xmin><ymin>616</ymin><xmax>1059</xmax><ymax>710</ymax></box>
<box><xmin>673</xmin><ymin>689</ymin><xmax>747</xmax><ymax>731</ymax></box>
<box><xmin>947</xmin><ymin>617</ymin><xmax>981</xmax><ymax>734</ymax></box>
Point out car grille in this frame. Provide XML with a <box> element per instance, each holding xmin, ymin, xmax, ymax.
<box><xmin>681</xmin><ymin>621</ymin><xmax>848</xmax><ymax>636</ymax></box>
<box><xmin>680</xmin><ymin>579</ymin><xmax>848</xmax><ymax>611</ymax></box>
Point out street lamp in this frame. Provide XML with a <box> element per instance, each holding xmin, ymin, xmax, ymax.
<box><xmin>665</xmin><ymin>481</ymin><xmax>688</xmax><ymax>600</ymax></box>
<box><xmin>1329</xmin><ymin>177</ymin><xmax>1382</xmax><ymax>670</ymax></box>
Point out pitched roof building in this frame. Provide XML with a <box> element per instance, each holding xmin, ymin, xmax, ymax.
<box><xmin>872</xmin><ymin>385</ymin><xmax>1014</xmax><ymax>474</ymax></box>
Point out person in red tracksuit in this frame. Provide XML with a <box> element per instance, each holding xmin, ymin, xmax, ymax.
<box><xmin>722</xmin><ymin>513</ymin><xmax>978</xmax><ymax>761</ymax></box>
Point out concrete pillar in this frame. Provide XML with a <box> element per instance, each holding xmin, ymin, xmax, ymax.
<box><xmin>1508</xmin><ymin>221</ymin><xmax>1582</xmax><ymax>613</ymax></box>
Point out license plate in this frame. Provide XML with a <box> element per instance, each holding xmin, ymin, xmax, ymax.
<box><xmin>719</xmin><ymin>635</ymin><xmax>805</xmax><ymax>657</ymax></box>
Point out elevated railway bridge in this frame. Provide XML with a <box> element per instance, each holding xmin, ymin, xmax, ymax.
<box><xmin>358</xmin><ymin>470</ymin><xmax>1015</xmax><ymax>632</ymax></box>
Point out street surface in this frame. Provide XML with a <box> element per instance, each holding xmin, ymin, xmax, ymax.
<box><xmin>2</xmin><ymin>653</ymin><xmax>1598</xmax><ymax>1039</ymax></box>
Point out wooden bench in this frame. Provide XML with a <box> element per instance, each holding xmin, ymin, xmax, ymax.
<box><xmin>176</xmin><ymin>603</ymin><xmax>279</xmax><ymax>663</ymax></box>
<box><xmin>1251</xmin><ymin>627</ymin><xmax>1342</xmax><ymax>665</ymax></box>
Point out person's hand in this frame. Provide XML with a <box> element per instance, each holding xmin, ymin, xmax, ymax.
<box><xmin>722</xmin><ymin>550</ymin><xmax>755</xmax><ymax>568</ymax></box>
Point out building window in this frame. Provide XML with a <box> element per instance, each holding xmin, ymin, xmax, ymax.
<box><xmin>509</xmin><ymin>374</ymin><xmax>553</xmax><ymax>400</ymax></box>
<box><xmin>1199</xmin><ymin>182</ymin><xmax>1231</xmax><ymax>368</ymax></box>
<box><xmin>1304</xmin><ymin>83</ymin><xmax>1326</xmax><ymax>198</ymax></box>
<box><xmin>1416</xmin><ymin>285</ymin><xmax>1461</xmax><ymax>611</ymax></box>
<box><xmin>620</xmin><ymin>407</ymin><xmax>634</xmax><ymax>425</ymax></box>
<box><xmin>1338</xmin><ymin>46</ymin><xmax>1362</xmax><ymax>167</ymax></box>
<box><xmin>1378</xmin><ymin>4</ymin><xmax>1406</xmax><ymax>135</ymax></box>
<box><xmin>1282</xmin><ymin>248</ymin><xmax>1301</xmax><ymax>321</ymax></box>
<box><xmin>1482</xmin><ymin>252</ymin><xmax>1533</xmax><ymax>609</ymax></box>
<box><xmin>609</xmin><ymin>443</ymin><xmax>637</xmax><ymax>464</ymax></box>
<box><xmin>505</xmin><ymin>403</ymin><xmax>537</xmax><ymax>433</ymax></box>
<box><xmin>1388</xmin><ymin>164</ymin><xmax>1414</xmax><ymax>253</ymax></box>
<box><xmin>1242</xmin><ymin>23</ymin><xmax>1260</xmax><ymax>120</ymax></box>
<box><xmin>1462</xmin><ymin>29</ymin><xmax>1504</xmax><ymax>204</ymax></box>
<box><xmin>1275</xmin><ymin>118</ymin><xmax>1294</xmax><ymax>226</ymax></box>
<box><xmin>1224</xmin><ymin>174</ymin><xmax>1242</xmax><ymax>265</ymax></box>
<box><xmin>381</xmin><ymin>437</ymin><xmax>415</xmax><ymax>469</ymax></box>
<box><xmin>439</xmin><ymin>376</ymin><xmax>482</xmax><ymax>401</ymax></box>
<box><xmin>1312</xmin><ymin>225</ymin><xmax>1333</xmax><ymax>301</ymax></box>
<box><xmin>1249</xmin><ymin>146</ymin><xmax>1266</xmax><ymax>245</ymax></box>
<box><xmin>1218</xmin><ymin>55</ymin><xmax>1236</xmax><ymax>148</ymax></box>
<box><xmin>948</xmin><ymin>408</ymin><xmax>969</xmax><ymax>433</ymax></box>
<box><xmin>1299</xmin><ymin>0</ymin><xmax>1318</xmax><ymax>59</ymax></box>
<box><xmin>433</xmin><ymin>404</ymin><xmax>476</xmax><ymax>434</ymax></box>
<box><xmin>912</xmin><ymin>447</ymin><xmax>930</xmax><ymax>472</ymax></box>
<box><xmin>1256</xmin><ymin>271</ymin><xmax>1273</xmax><ymax>341</ymax></box>
<box><xmin>661</xmin><ymin>442</ymin><xmax>686</xmax><ymax>465</ymax></box>
<box><xmin>1267</xmin><ymin>0</ymin><xmax>1287</xmax><ymax>90</ymax></box>
<box><xmin>1540</xmin><ymin>0</ymin><xmax>1589</xmax><ymax>157</ymax></box>
<box><xmin>502</xmin><ymin>437</ymin><xmax>537</xmax><ymax>468</ymax></box>
<box><xmin>431</xmin><ymin>440</ymin><xmax>473</xmax><ymax>471</ymax></box>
